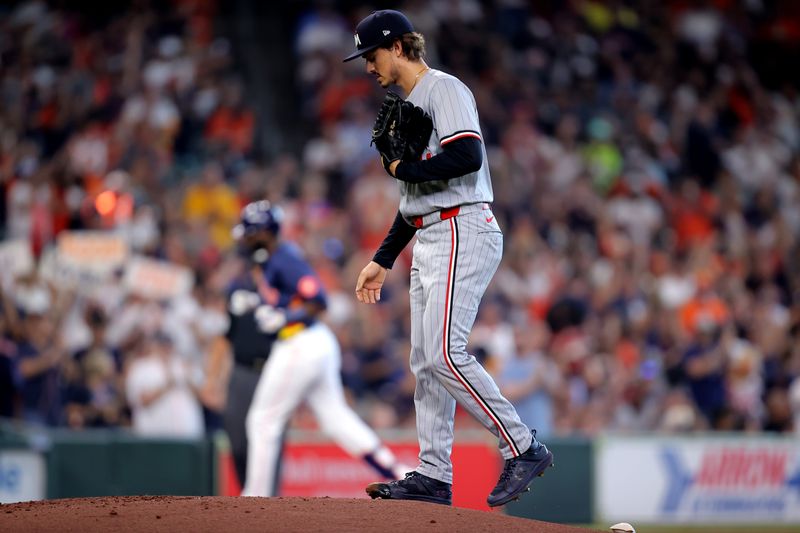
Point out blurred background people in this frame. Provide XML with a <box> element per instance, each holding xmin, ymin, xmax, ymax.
<box><xmin>124</xmin><ymin>331</ymin><xmax>204</xmax><ymax>439</ymax></box>
<box><xmin>0</xmin><ymin>0</ymin><xmax>797</xmax><ymax>439</ymax></box>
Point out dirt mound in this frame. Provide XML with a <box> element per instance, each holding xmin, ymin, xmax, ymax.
<box><xmin>0</xmin><ymin>495</ymin><xmax>600</xmax><ymax>532</ymax></box>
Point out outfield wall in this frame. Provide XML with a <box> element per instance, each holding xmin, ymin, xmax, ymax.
<box><xmin>2</xmin><ymin>421</ymin><xmax>799</xmax><ymax>526</ymax></box>
<box><xmin>595</xmin><ymin>434</ymin><xmax>800</xmax><ymax>525</ymax></box>
<box><xmin>0</xmin><ymin>424</ymin><xmax>214</xmax><ymax>502</ymax></box>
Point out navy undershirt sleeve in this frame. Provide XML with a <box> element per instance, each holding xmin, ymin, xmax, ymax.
<box><xmin>372</xmin><ymin>210</ymin><xmax>417</xmax><ymax>269</ymax></box>
<box><xmin>394</xmin><ymin>136</ymin><xmax>482</xmax><ymax>183</ymax></box>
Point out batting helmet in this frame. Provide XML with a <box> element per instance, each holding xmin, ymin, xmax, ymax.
<box><xmin>232</xmin><ymin>200</ymin><xmax>283</xmax><ymax>239</ymax></box>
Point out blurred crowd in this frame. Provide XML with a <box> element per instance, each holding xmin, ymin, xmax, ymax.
<box><xmin>1</xmin><ymin>0</ymin><xmax>800</xmax><ymax>440</ymax></box>
<box><xmin>0</xmin><ymin>0</ymin><xmax>254</xmax><ymax>437</ymax></box>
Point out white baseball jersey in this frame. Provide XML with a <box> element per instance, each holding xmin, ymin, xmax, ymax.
<box><xmin>400</xmin><ymin>69</ymin><xmax>494</xmax><ymax>218</ymax></box>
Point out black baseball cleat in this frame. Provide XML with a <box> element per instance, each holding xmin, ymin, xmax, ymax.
<box><xmin>366</xmin><ymin>471</ymin><xmax>452</xmax><ymax>506</ymax></box>
<box><xmin>487</xmin><ymin>438</ymin><xmax>554</xmax><ymax>507</ymax></box>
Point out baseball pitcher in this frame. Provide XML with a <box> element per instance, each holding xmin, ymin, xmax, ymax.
<box><xmin>346</xmin><ymin>10</ymin><xmax>554</xmax><ymax>507</ymax></box>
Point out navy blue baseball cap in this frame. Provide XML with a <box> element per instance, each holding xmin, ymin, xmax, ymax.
<box><xmin>343</xmin><ymin>10</ymin><xmax>414</xmax><ymax>62</ymax></box>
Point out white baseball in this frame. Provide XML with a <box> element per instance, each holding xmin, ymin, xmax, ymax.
<box><xmin>610</xmin><ymin>523</ymin><xmax>636</xmax><ymax>533</ymax></box>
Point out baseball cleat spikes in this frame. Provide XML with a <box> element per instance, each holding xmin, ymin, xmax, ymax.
<box><xmin>537</xmin><ymin>462</ymin><xmax>555</xmax><ymax>478</ymax></box>
<box><xmin>366</xmin><ymin>482</ymin><xmax>390</xmax><ymax>499</ymax></box>
<box><xmin>365</xmin><ymin>472</ymin><xmax>452</xmax><ymax>505</ymax></box>
<box><xmin>487</xmin><ymin>439</ymin><xmax>554</xmax><ymax>507</ymax></box>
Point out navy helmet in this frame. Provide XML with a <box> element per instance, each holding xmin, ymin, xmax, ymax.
<box><xmin>232</xmin><ymin>200</ymin><xmax>283</xmax><ymax>239</ymax></box>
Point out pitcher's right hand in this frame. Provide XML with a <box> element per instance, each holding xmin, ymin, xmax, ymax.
<box><xmin>355</xmin><ymin>261</ymin><xmax>387</xmax><ymax>304</ymax></box>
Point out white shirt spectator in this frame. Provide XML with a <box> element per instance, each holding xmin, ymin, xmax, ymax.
<box><xmin>607</xmin><ymin>193</ymin><xmax>663</xmax><ymax>247</ymax></box>
<box><xmin>723</xmin><ymin>131</ymin><xmax>792</xmax><ymax>194</ymax></box>
<box><xmin>121</xmin><ymin>91</ymin><xmax>180</xmax><ymax>132</ymax></box>
<box><xmin>471</xmin><ymin>308</ymin><xmax>517</xmax><ymax>368</ymax></box>
<box><xmin>125</xmin><ymin>341</ymin><xmax>204</xmax><ymax>439</ymax></box>
<box><xmin>656</xmin><ymin>272</ymin><xmax>696</xmax><ymax>310</ymax></box>
<box><xmin>68</xmin><ymin>126</ymin><xmax>109</xmax><ymax>176</ymax></box>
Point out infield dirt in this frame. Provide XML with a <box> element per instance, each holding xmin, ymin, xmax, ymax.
<box><xmin>0</xmin><ymin>495</ymin><xmax>603</xmax><ymax>532</ymax></box>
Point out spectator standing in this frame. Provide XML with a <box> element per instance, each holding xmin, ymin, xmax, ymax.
<box><xmin>498</xmin><ymin>322</ymin><xmax>563</xmax><ymax>438</ymax></box>
<box><xmin>124</xmin><ymin>332</ymin><xmax>204</xmax><ymax>438</ymax></box>
<box><xmin>680</xmin><ymin>323</ymin><xmax>730</xmax><ymax>427</ymax></box>
<box><xmin>182</xmin><ymin>161</ymin><xmax>241</xmax><ymax>252</ymax></box>
<box><xmin>14</xmin><ymin>308</ymin><xmax>67</xmax><ymax>426</ymax></box>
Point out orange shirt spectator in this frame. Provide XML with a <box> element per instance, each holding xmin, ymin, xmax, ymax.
<box><xmin>317</xmin><ymin>77</ymin><xmax>372</xmax><ymax>125</ymax></box>
<box><xmin>679</xmin><ymin>290</ymin><xmax>730</xmax><ymax>336</ymax></box>
<box><xmin>615</xmin><ymin>338</ymin><xmax>640</xmax><ymax>371</ymax></box>
<box><xmin>667</xmin><ymin>180</ymin><xmax>718</xmax><ymax>251</ymax></box>
<box><xmin>205</xmin><ymin>106</ymin><xmax>254</xmax><ymax>155</ymax></box>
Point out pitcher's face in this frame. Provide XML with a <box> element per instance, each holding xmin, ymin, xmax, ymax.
<box><xmin>364</xmin><ymin>47</ymin><xmax>397</xmax><ymax>89</ymax></box>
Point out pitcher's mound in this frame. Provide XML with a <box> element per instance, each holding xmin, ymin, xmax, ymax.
<box><xmin>0</xmin><ymin>495</ymin><xmax>600</xmax><ymax>532</ymax></box>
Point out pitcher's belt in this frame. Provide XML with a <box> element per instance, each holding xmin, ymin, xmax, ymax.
<box><xmin>409</xmin><ymin>202</ymin><xmax>490</xmax><ymax>229</ymax></box>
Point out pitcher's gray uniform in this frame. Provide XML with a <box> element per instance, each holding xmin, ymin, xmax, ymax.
<box><xmin>351</xmin><ymin>9</ymin><xmax>551</xmax><ymax>506</ymax></box>
<box><xmin>400</xmin><ymin>69</ymin><xmax>533</xmax><ymax>483</ymax></box>
<box><xmin>400</xmin><ymin>69</ymin><xmax>492</xmax><ymax>218</ymax></box>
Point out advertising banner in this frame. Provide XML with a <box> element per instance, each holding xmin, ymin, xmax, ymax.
<box><xmin>0</xmin><ymin>450</ymin><xmax>45</xmax><ymax>504</ymax></box>
<box><xmin>280</xmin><ymin>440</ymin><xmax>501</xmax><ymax>511</ymax></box>
<box><xmin>596</xmin><ymin>435</ymin><xmax>800</xmax><ymax>524</ymax></box>
<box><xmin>217</xmin><ymin>430</ymin><xmax>503</xmax><ymax>511</ymax></box>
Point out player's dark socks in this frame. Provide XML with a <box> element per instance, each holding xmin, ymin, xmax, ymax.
<box><xmin>366</xmin><ymin>471</ymin><xmax>452</xmax><ymax>505</ymax></box>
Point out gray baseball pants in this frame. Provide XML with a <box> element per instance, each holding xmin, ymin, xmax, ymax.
<box><xmin>409</xmin><ymin>206</ymin><xmax>533</xmax><ymax>484</ymax></box>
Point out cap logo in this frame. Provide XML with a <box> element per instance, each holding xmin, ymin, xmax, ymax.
<box><xmin>383</xmin><ymin>30</ymin><xmax>390</xmax><ymax>36</ymax></box>
<box><xmin>354</xmin><ymin>33</ymin><xmax>361</xmax><ymax>46</ymax></box>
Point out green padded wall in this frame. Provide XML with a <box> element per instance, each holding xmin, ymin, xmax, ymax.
<box><xmin>46</xmin><ymin>430</ymin><xmax>213</xmax><ymax>498</ymax></box>
<box><xmin>504</xmin><ymin>437</ymin><xmax>594</xmax><ymax>524</ymax></box>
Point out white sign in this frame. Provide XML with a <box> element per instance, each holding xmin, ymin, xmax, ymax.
<box><xmin>0</xmin><ymin>240</ymin><xmax>34</xmax><ymax>282</ymax></box>
<box><xmin>0</xmin><ymin>450</ymin><xmax>45</xmax><ymax>503</ymax></box>
<box><xmin>596</xmin><ymin>435</ymin><xmax>800</xmax><ymax>524</ymax></box>
<box><xmin>123</xmin><ymin>256</ymin><xmax>194</xmax><ymax>300</ymax></box>
<box><xmin>56</xmin><ymin>231</ymin><xmax>128</xmax><ymax>274</ymax></box>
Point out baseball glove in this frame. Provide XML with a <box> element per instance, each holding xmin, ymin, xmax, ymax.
<box><xmin>371</xmin><ymin>91</ymin><xmax>433</xmax><ymax>174</ymax></box>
